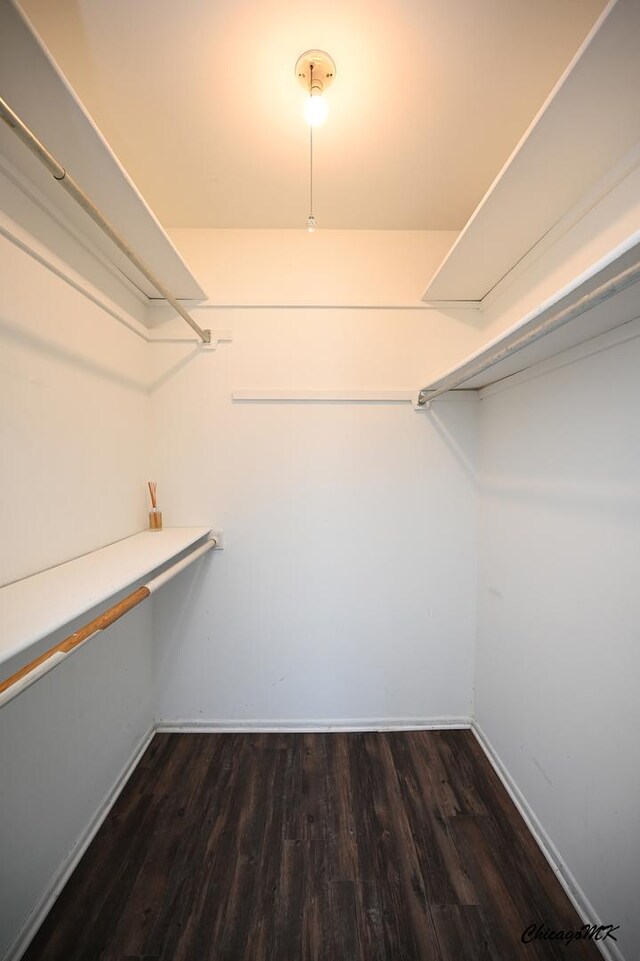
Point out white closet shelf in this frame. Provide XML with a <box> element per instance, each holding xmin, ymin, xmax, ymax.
<box><xmin>0</xmin><ymin>2</ymin><xmax>206</xmax><ymax>308</ymax></box>
<box><xmin>422</xmin><ymin>0</ymin><xmax>640</xmax><ymax>303</ymax></box>
<box><xmin>0</xmin><ymin>528</ymin><xmax>212</xmax><ymax>670</ymax></box>
<box><xmin>416</xmin><ymin>241</ymin><xmax>640</xmax><ymax>404</ymax></box>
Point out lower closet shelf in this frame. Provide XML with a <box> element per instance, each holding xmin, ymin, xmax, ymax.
<box><xmin>0</xmin><ymin>527</ymin><xmax>212</xmax><ymax>670</ymax></box>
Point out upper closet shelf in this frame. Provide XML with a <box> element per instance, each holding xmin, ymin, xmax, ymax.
<box><xmin>0</xmin><ymin>0</ymin><xmax>206</xmax><ymax>307</ymax></box>
<box><xmin>416</xmin><ymin>241</ymin><xmax>640</xmax><ymax>405</ymax></box>
<box><xmin>422</xmin><ymin>0</ymin><xmax>640</xmax><ymax>304</ymax></box>
<box><xmin>0</xmin><ymin>528</ymin><xmax>212</xmax><ymax>672</ymax></box>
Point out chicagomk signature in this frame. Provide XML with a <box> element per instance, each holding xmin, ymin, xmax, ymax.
<box><xmin>521</xmin><ymin>922</ymin><xmax>620</xmax><ymax>946</ymax></box>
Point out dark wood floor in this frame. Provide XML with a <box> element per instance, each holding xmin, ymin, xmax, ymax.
<box><xmin>24</xmin><ymin>731</ymin><xmax>602</xmax><ymax>961</ymax></box>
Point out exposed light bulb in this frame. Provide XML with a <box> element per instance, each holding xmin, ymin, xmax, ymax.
<box><xmin>306</xmin><ymin>214</ymin><xmax>317</xmax><ymax>232</ymax></box>
<box><xmin>304</xmin><ymin>92</ymin><xmax>328</xmax><ymax>127</ymax></box>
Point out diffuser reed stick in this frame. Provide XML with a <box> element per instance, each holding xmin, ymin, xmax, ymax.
<box><xmin>148</xmin><ymin>481</ymin><xmax>162</xmax><ymax>530</ymax></box>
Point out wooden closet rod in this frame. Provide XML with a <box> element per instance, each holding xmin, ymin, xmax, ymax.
<box><xmin>0</xmin><ymin>536</ymin><xmax>216</xmax><ymax>710</ymax></box>
<box><xmin>0</xmin><ymin>95</ymin><xmax>211</xmax><ymax>344</ymax></box>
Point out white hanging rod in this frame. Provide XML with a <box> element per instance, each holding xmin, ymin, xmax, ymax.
<box><xmin>416</xmin><ymin>256</ymin><xmax>640</xmax><ymax>406</ymax></box>
<box><xmin>0</xmin><ymin>96</ymin><xmax>211</xmax><ymax>344</ymax></box>
<box><xmin>0</xmin><ymin>536</ymin><xmax>217</xmax><ymax>711</ymax></box>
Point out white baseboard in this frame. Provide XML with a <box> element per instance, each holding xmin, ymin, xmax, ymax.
<box><xmin>5</xmin><ymin>725</ymin><xmax>155</xmax><ymax>961</ymax></box>
<box><xmin>472</xmin><ymin>722</ymin><xmax>623</xmax><ymax>961</ymax></box>
<box><xmin>155</xmin><ymin>715</ymin><xmax>473</xmax><ymax>733</ymax></box>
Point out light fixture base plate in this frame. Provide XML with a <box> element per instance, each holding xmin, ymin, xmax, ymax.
<box><xmin>295</xmin><ymin>50</ymin><xmax>336</xmax><ymax>92</ymax></box>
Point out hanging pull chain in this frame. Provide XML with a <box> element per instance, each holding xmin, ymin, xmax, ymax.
<box><xmin>307</xmin><ymin>126</ymin><xmax>316</xmax><ymax>231</ymax></box>
<box><xmin>306</xmin><ymin>63</ymin><xmax>317</xmax><ymax>231</ymax></box>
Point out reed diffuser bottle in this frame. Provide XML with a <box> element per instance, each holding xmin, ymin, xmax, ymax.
<box><xmin>148</xmin><ymin>481</ymin><xmax>162</xmax><ymax>531</ymax></box>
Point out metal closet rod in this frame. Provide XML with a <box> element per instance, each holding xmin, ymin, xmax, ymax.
<box><xmin>417</xmin><ymin>257</ymin><xmax>640</xmax><ymax>406</ymax></box>
<box><xmin>0</xmin><ymin>536</ymin><xmax>217</xmax><ymax>711</ymax></box>
<box><xmin>0</xmin><ymin>96</ymin><xmax>211</xmax><ymax>344</ymax></box>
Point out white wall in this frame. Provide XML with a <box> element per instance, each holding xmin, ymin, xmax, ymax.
<box><xmin>475</xmin><ymin>330</ymin><xmax>640</xmax><ymax>959</ymax></box>
<box><xmin>0</xmin><ymin>208</ymin><xmax>154</xmax><ymax>959</ymax></box>
<box><xmin>163</xmin><ymin>228</ymin><xmax>459</xmax><ymax>306</ymax></box>
<box><xmin>0</xmin><ymin>227</ymin><xmax>150</xmax><ymax>584</ymax></box>
<box><xmin>151</xmin><ymin>229</ymin><xmax>481</xmax><ymax>726</ymax></box>
<box><xmin>0</xmin><ymin>601</ymin><xmax>152</xmax><ymax>961</ymax></box>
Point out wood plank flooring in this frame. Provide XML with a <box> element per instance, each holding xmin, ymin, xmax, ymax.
<box><xmin>23</xmin><ymin>731</ymin><xmax>603</xmax><ymax>961</ymax></box>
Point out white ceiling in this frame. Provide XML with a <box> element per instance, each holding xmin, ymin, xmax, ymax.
<box><xmin>18</xmin><ymin>0</ymin><xmax>606</xmax><ymax>231</ymax></box>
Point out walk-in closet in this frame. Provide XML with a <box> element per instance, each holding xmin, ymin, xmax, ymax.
<box><xmin>1</xmin><ymin>0</ymin><xmax>638</xmax><ymax>958</ymax></box>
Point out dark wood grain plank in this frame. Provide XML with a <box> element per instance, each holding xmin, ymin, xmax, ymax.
<box><xmin>283</xmin><ymin>734</ymin><xmax>330</xmax><ymax>841</ymax></box>
<box><xmin>325</xmin><ymin>733</ymin><xmax>360</xmax><ymax>881</ymax></box>
<box><xmin>386</xmin><ymin>731</ymin><xmax>477</xmax><ymax>905</ymax></box>
<box><xmin>430</xmin><ymin>904</ymin><xmax>501</xmax><ymax>961</ymax></box>
<box><xmin>348</xmin><ymin>733</ymin><xmax>443</xmax><ymax>960</ymax></box>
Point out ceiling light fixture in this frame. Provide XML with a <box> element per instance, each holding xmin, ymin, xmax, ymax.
<box><xmin>295</xmin><ymin>50</ymin><xmax>335</xmax><ymax>232</ymax></box>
